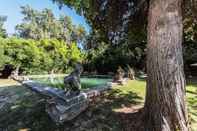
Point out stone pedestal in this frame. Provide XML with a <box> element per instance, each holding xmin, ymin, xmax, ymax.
<box><xmin>46</xmin><ymin>93</ymin><xmax>89</xmax><ymax>123</ymax></box>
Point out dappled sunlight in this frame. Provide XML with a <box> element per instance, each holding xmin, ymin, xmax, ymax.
<box><xmin>0</xmin><ymin>79</ymin><xmax>145</xmax><ymax>130</ymax></box>
<box><xmin>186</xmin><ymin>78</ymin><xmax>197</xmax><ymax>130</ymax></box>
<box><xmin>0</xmin><ymin>0</ymin><xmax>196</xmax><ymax>130</ymax></box>
<box><xmin>0</xmin><ymin>78</ymin><xmax>197</xmax><ymax>130</ymax></box>
<box><xmin>0</xmin><ymin>79</ymin><xmax>20</xmax><ymax>87</ymax></box>
<box><xmin>0</xmin><ymin>83</ymin><xmax>59</xmax><ymax>131</ymax></box>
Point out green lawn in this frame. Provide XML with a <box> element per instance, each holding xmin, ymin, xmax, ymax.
<box><xmin>0</xmin><ymin>78</ymin><xmax>196</xmax><ymax>130</ymax></box>
<box><xmin>186</xmin><ymin>79</ymin><xmax>197</xmax><ymax>131</ymax></box>
<box><xmin>113</xmin><ymin>79</ymin><xmax>197</xmax><ymax>131</ymax></box>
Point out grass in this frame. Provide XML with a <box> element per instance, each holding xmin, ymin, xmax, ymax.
<box><xmin>0</xmin><ymin>78</ymin><xmax>196</xmax><ymax>130</ymax></box>
<box><xmin>186</xmin><ymin>78</ymin><xmax>197</xmax><ymax>130</ymax></box>
<box><xmin>115</xmin><ymin>79</ymin><xmax>146</xmax><ymax>100</ymax></box>
<box><xmin>112</xmin><ymin>78</ymin><xmax>197</xmax><ymax>131</ymax></box>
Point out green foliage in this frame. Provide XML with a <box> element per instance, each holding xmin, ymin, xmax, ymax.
<box><xmin>53</xmin><ymin>0</ymin><xmax>197</xmax><ymax>75</ymax></box>
<box><xmin>38</xmin><ymin>39</ymin><xmax>69</xmax><ymax>73</ymax></box>
<box><xmin>0</xmin><ymin>38</ymin><xmax>83</xmax><ymax>75</ymax></box>
<box><xmin>69</xmin><ymin>43</ymin><xmax>84</xmax><ymax>62</ymax></box>
<box><xmin>84</xmin><ymin>40</ymin><xmax>146</xmax><ymax>73</ymax></box>
<box><xmin>183</xmin><ymin>4</ymin><xmax>197</xmax><ymax>66</ymax></box>
<box><xmin>0</xmin><ymin>16</ymin><xmax>7</xmax><ymax>38</ymax></box>
<box><xmin>53</xmin><ymin>0</ymin><xmax>147</xmax><ymax>44</ymax></box>
<box><xmin>0</xmin><ymin>5</ymin><xmax>86</xmax><ymax>75</ymax></box>
<box><xmin>53</xmin><ymin>0</ymin><xmax>148</xmax><ymax>73</ymax></box>
<box><xmin>15</xmin><ymin>5</ymin><xmax>87</xmax><ymax>45</ymax></box>
<box><xmin>4</xmin><ymin>38</ymin><xmax>39</xmax><ymax>72</ymax></box>
<box><xmin>0</xmin><ymin>38</ymin><xmax>10</xmax><ymax>69</ymax></box>
<box><xmin>0</xmin><ymin>41</ymin><xmax>5</xmax><ymax>68</ymax></box>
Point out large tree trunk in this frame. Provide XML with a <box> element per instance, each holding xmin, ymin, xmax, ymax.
<box><xmin>144</xmin><ymin>0</ymin><xmax>188</xmax><ymax>130</ymax></box>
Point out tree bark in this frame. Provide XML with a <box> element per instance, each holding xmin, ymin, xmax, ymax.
<box><xmin>144</xmin><ymin>0</ymin><xmax>189</xmax><ymax>130</ymax></box>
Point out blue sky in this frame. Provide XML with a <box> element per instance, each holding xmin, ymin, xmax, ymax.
<box><xmin>0</xmin><ymin>0</ymin><xmax>90</xmax><ymax>34</ymax></box>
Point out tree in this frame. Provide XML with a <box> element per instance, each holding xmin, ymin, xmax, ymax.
<box><xmin>3</xmin><ymin>38</ymin><xmax>42</xmax><ymax>74</ymax></box>
<box><xmin>52</xmin><ymin>0</ymin><xmax>197</xmax><ymax>71</ymax></box>
<box><xmin>16</xmin><ymin>5</ymin><xmax>59</xmax><ymax>39</ymax></box>
<box><xmin>0</xmin><ymin>37</ymin><xmax>84</xmax><ymax>75</ymax></box>
<box><xmin>0</xmin><ymin>16</ymin><xmax>7</xmax><ymax>38</ymax></box>
<box><xmin>53</xmin><ymin>0</ymin><xmax>148</xmax><ymax>72</ymax></box>
<box><xmin>144</xmin><ymin>0</ymin><xmax>188</xmax><ymax>130</ymax></box>
<box><xmin>71</xmin><ymin>24</ymin><xmax>86</xmax><ymax>45</ymax></box>
<box><xmin>38</xmin><ymin>39</ymin><xmax>69</xmax><ymax>73</ymax></box>
<box><xmin>53</xmin><ymin>0</ymin><xmax>147</xmax><ymax>45</ymax></box>
<box><xmin>15</xmin><ymin>5</ymin><xmax>87</xmax><ymax>46</ymax></box>
<box><xmin>59</xmin><ymin>15</ymin><xmax>73</xmax><ymax>43</ymax></box>
<box><xmin>0</xmin><ymin>41</ymin><xmax>5</xmax><ymax>68</ymax></box>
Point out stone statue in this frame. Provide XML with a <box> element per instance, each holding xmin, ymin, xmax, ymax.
<box><xmin>113</xmin><ymin>66</ymin><xmax>125</xmax><ymax>84</ymax></box>
<box><xmin>64</xmin><ymin>63</ymin><xmax>83</xmax><ymax>95</ymax></box>
<box><xmin>127</xmin><ymin>65</ymin><xmax>135</xmax><ymax>80</ymax></box>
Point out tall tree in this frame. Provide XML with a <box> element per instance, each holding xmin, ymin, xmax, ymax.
<box><xmin>15</xmin><ymin>5</ymin><xmax>87</xmax><ymax>44</ymax></box>
<box><xmin>16</xmin><ymin>5</ymin><xmax>42</xmax><ymax>39</ymax></box>
<box><xmin>71</xmin><ymin>24</ymin><xmax>86</xmax><ymax>44</ymax></box>
<box><xmin>59</xmin><ymin>15</ymin><xmax>73</xmax><ymax>43</ymax></box>
<box><xmin>0</xmin><ymin>40</ymin><xmax>5</xmax><ymax>68</ymax></box>
<box><xmin>144</xmin><ymin>0</ymin><xmax>188</xmax><ymax>130</ymax></box>
<box><xmin>0</xmin><ymin>16</ymin><xmax>7</xmax><ymax>38</ymax></box>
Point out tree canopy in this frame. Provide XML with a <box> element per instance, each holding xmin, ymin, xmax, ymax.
<box><xmin>52</xmin><ymin>0</ymin><xmax>197</xmax><ymax>73</ymax></box>
<box><xmin>15</xmin><ymin>5</ymin><xmax>87</xmax><ymax>45</ymax></box>
<box><xmin>53</xmin><ymin>0</ymin><xmax>148</xmax><ymax>45</ymax></box>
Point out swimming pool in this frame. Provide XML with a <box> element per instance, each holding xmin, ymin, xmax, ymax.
<box><xmin>32</xmin><ymin>76</ymin><xmax>112</xmax><ymax>89</ymax></box>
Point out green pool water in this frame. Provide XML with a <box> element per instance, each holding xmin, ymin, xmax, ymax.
<box><xmin>32</xmin><ymin>77</ymin><xmax>112</xmax><ymax>89</ymax></box>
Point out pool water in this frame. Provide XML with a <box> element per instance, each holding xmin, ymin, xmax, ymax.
<box><xmin>32</xmin><ymin>77</ymin><xmax>112</xmax><ymax>89</ymax></box>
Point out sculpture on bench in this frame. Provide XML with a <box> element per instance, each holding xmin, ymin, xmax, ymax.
<box><xmin>64</xmin><ymin>63</ymin><xmax>83</xmax><ymax>96</ymax></box>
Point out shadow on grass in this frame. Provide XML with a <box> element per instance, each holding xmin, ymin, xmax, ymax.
<box><xmin>186</xmin><ymin>77</ymin><xmax>197</xmax><ymax>128</ymax></box>
<box><xmin>64</xmin><ymin>88</ymin><xmax>144</xmax><ymax>131</ymax></box>
<box><xmin>98</xmin><ymin>89</ymin><xmax>143</xmax><ymax>109</ymax></box>
<box><xmin>0</xmin><ymin>85</ymin><xmax>61</xmax><ymax>131</ymax></box>
<box><xmin>187</xmin><ymin>96</ymin><xmax>197</xmax><ymax>129</ymax></box>
<box><xmin>0</xmin><ymin>84</ymin><xmax>143</xmax><ymax>131</ymax></box>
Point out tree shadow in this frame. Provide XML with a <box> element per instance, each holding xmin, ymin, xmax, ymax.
<box><xmin>98</xmin><ymin>89</ymin><xmax>143</xmax><ymax>109</ymax></box>
<box><xmin>0</xmin><ymin>85</ymin><xmax>61</xmax><ymax>131</ymax></box>
<box><xmin>101</xmin><ymin>89</ymin><xmax>144</xmax><ymax>131</ymax></box>
<box><xmin>0</xmin><ymin>84</ymin><xmax>144</xmax><ymax>131</ymax></box>
<box><xmin>186</xmin><ymin>77</ymin><xmax>197</xmax><ymax>127</ymax></box>
<box><xmin>59</xmin><ymin>88</ymin><xmax>144</xmax><ymax>131</ymax></box>
<box><xmin>187</xmin><ymin>96</ymin><xmax>197</xmax><ymax>127</ymax></box>
<box><xmin>187</xmin><ymin>90</ymin><xmax>197</xmax><ymax>95</ymax></box>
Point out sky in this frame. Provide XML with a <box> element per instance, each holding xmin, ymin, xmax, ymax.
<box><xmin>0</xmin><ymin>0</ymin><xmax>90</xmax><ymax>35</ymax></box>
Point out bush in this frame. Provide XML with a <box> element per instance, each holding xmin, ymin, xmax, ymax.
<box><xmin>0</xmin><ymin>37</ymin><xmax>83</xmax><ymax>75</ymax></box>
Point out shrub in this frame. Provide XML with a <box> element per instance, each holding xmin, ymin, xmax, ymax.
<box><xmin>0</xmin><ymin>37</ymin><xmax>83</xmax><ymax>75</ymax></box>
